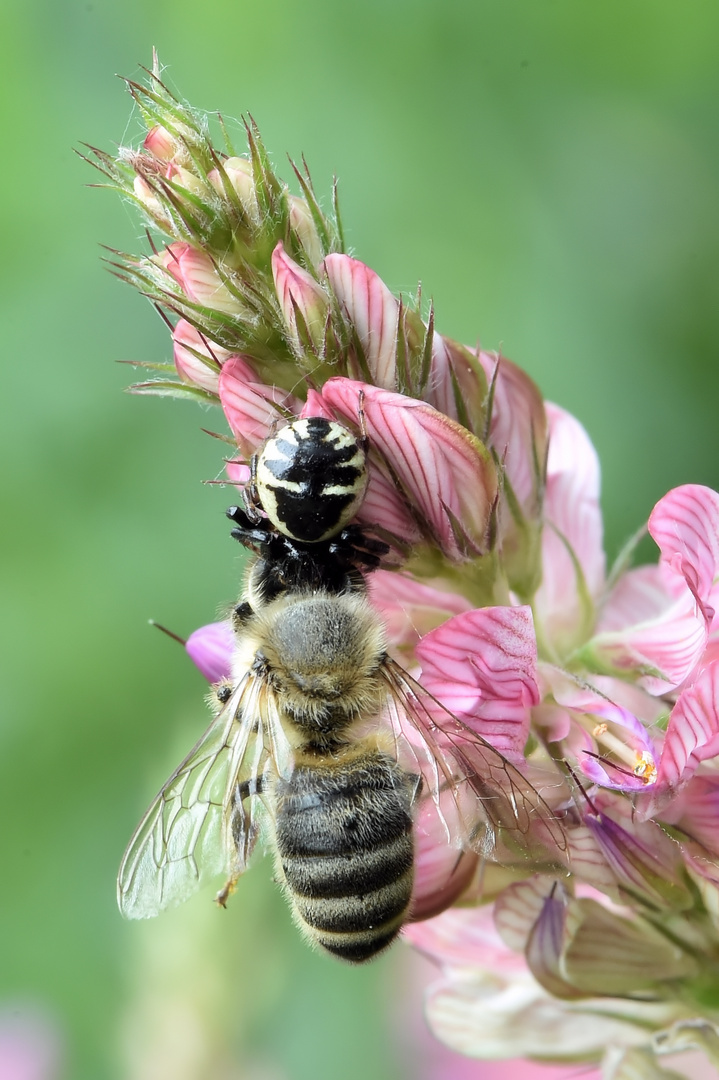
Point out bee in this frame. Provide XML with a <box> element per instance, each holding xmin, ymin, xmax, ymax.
<box><xmin>118</xmin><ymin>416</ymin><xmax>564</xmax><ymax>962</ymax></box>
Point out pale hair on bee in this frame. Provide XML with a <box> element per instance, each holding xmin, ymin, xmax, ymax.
<box><xmin>118</xmin><ymin>415</ymin><xmax>566</xmax><ymax>963</ymax></box>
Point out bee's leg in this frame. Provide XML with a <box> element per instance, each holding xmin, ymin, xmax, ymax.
<box><xmin>215</xmin><ymin>776</ymin><xmax>265</xmax><ymax>908</ymax></box>
<box><xmin>409</xmin><ymin>773</ymin><xmax>423</xmax><ymax>807</ymax></box>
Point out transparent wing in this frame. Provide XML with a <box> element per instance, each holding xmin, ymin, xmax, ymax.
<box><xmin>118</xmin><ymin>674</ymin><xmax>266</xmax><ymax>919</ymax></box>
<box><xmin>381</xmin><ymin>658</ymin><xmax>568</xmax><ymax>867</ymax></box>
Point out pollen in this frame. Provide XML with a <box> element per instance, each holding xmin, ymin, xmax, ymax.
<box><xmin>592</xmin><ymin>722</ymin><xmax>608</xmax><ymax>738</ymax></box>
<box><xmin>633</xmin><ymin>751</ymin><xmax>657</xmax><ymax>785</ymax></box>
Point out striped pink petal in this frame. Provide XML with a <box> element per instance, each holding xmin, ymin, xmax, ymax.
<box><xmin>655</xmin><ymin>660</ymin><xmax>719</xmax><ymax>793</ymax></box>
<box><xmin>669</xmin><ymin>776</ymin><xmax>719</xmax><ymax>858</ymax></box>
<box><xmin>218</xmin><ymin>355</ymin><xmax>301</xmax><ymax>458</ymax></box>
<box><xmin>533</xmin><ymin>403</ymin><xmax>605</xmax><ymax>657</ymax></box>
<box><xmin>415</xmin><ymin>605</ymin><xmax>538</xmax><ymax>760</ymax></box>
<box><xmin>172</xmin><ymin>319</ymin><xmax>230</xmax><ymax>393</ymax></box>
<box><xmin>323</xmin><ymin>254</ymin><xmax>399</xmax><ymax>389</ymax></box>
<box><xmin>585</xmin><ymin>590</ymin><xmax>707</xmax><ymax>696</ymax></box>
<box><xmin>477</xmin><ymin>352</ymin><xmax>548</xmax><ymax>519</ymax></box>
<box><xmin>158</xmin><ymin>242</ymin><xmax>240</xmax><ymax>314</ymax></box>
<box><xmin>320</xmin><ymin>378</ymin><xmax>498</xmax><ymax>561</ymax></box>
<box><xmin>649</xmin><ymin>484</ymin><xmax>719</xmax><ymax>624</ymax></box>
<box><xmin>597</xmin><ymin>564</ymin><xmax>673</xmax><ymax>633</ymax></box>
<box><xmin>425</xmin><ymin>336</ymin><xmax>487</xmax><ymax>435</ymax></box>
<box><xmin>271</xmin><ymin>241</ymin><xmax>328</xmax><ymax>350</ymax></box>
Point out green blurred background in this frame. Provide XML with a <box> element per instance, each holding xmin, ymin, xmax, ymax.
<box><xmin>2</xmin><ymin>1</ymin><xmax>719</xmax><ymax>1077</ymax></box>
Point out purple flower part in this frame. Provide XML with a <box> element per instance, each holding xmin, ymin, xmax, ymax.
<box><xmin>323</xmin><ymin>254</ymin><xmax>399</xmax><ymax>390</ymax></box>
<box><xmin>218</xmin><ymin>355</ymin><xmax>302</xmax><ymax>458</ymax></box>
<box><xmin>476</xmin><ymin>352</ymin><xmax>548</xmax><ymax>520</ymax></box>
<box><xmin>533</xmin><ymin>403</ymin><xmax>605</xmax><ymax>658</ymax></box>
<box><xmin>185</xmin><ymin>621</ymin><xmax>234</xmax><ymax>683</ymax></box>
<box><xmin>415</xmin><ymin>605</ymin><xmax>538</xmax><ymax>760</ymax></box>
<box><xmin>547</xmin><ymin>686</ymin><xmax>658</xmax><ymax>793</ymax></box>
<box><xmin>655</xmin><ymin>659</ymin><xmax>719</xmax><ymax>795</ymax></box>
<box><xmin>320</xmin><ymin>378</ymin><xmax>498</xmax><ymax>561</ymax></box>
<box><xmin>584</xmin><ymin>809</ymin><xmax>689</xmax><ymax>910</ymax></box>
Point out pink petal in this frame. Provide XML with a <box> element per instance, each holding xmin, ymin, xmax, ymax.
<box><xmin>218</xmin><ymin>356</ymin><xmax>302</xmax><ymax>458</ymax></box>
<box><xmin>425</xmin><ymin>336</ymin><xmax>487</xmax><ymax>436</ymax></box>
<box><xmin>367</xmin><ymin>570</ymin><xmax>472</xmax><ymax>656</ymax></box>
<box><xmin>597</xmin><ymin>564</ymin><xmax>674</xmax><ymax>633</ymax></box>
<box><xmin>477</xmin><ymin>352</ymin><xmax>548</xmax><ymax>519</ymax></box>
<box><xmin>403</xmin><ymin>902</ymin><xmax>524</xmax><ymax>973</ymax></box>
<box><xmin>185</xmin><ymin>621</ymin><xmax>234</xmax><ymax>682</ymax></box>
<box><xmin>586</xmin><ymin>590</ymin><xmax>708</xmax><ymax>696</ymax></box>
<box><xmin>158</xmin><ymin>243</ymin><xmax>239</xmax><ymax>314</ymax></box>
<box><xmin>668</xmin><ymin>776</ymin><xmax>719</xmax><ymax>858</ymax></box>
<box><xmin>410</xmin><ymin>793</ymin><xmax>479</xmax><ymax>922</ymax></box>
<box><xmin>172</xmin><ymin>319</ymin><xmax>230</xmax><ymax>393</ymax></box>
<box><xmin>649</xmin><ymin>484</ymin><xmax>719</xmax><ymax>625</ymax></box>
<box><xmin>323</xmin><ymin>254</ymin><xmax>399</xmax><ymax>389</ymax></box>
<box><xmin>271</xmin><ymin>241</ymin><xmax>328</xmax><ymax>349</ymax></box>
<box><xmin>533</xmin><ymin>403</ymin><xmax>605</xmax><ymax>656</ymax></box>
<box><xmin>143</xmin><ymin>125</ymin><xmax>177</xmax><ymax>160</ymax></box>
<box><xmin>298</xmin><ymin>389</ymin><xmax>335</xmax><ymax>422</ymax></box>
<box><xmin>655</xmin><ymin>659</ymin><xmax>719</xmax><ymax>793</ymax></box>
<box><xmin>320</xmin><ymin>378</ymin><xmax>498</xmax><ymax>561</ymax></box>
<box><xmin>415</xmin><ymin>606</ymin><xmax>538</xmax><ymax>760</ymax></box>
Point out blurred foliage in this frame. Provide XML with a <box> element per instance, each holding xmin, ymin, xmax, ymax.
<box><xmin>1</xmin><ymin>0</ymin><xmax>719</xmax><ymax>1077</ymax></box>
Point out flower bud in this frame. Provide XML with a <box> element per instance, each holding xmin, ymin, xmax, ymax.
<box><xmin>207</xmin><ymin>156</ymin><xmax>260</xmax><ymax>226</ymax></box>
<box><xmin>158</xmin><ymin>243</ymin><xmax>241</xmax><ymax>316</ymax></box>
<box><xmin>271</xmin><ymin>241</ymin><xmax>329</xmax><ymax>354</ymax></box>
<box><xmin>289</xmin><ymin>196</ymin><xmax>324</xmax><ymax>267</ymax></box>
<box><xmin>172</xmin><ymin>319</ymin><xmax>230</xmax><ymax>393</ymax></box>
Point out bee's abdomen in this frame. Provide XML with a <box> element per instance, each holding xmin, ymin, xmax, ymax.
<box><xmin>274</xmin><ymin>755</ymin><xmax>415</xmax><ymax>963</ymax></box>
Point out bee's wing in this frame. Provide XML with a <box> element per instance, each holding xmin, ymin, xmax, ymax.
<box><xmin>381</xmin><ymin>658</ymin><xmax>567</xmax><ymax>866</ymax></box>
<box><xmin>118</xmin><ymin>674</ymin><xmax>266</xmax><ymax>919</ymax></box>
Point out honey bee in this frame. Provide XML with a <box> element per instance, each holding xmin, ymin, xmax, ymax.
<box><xmin>118</xmin><ymin>416</ymin><xmax>564</xmax><ymax>962</ymax></box>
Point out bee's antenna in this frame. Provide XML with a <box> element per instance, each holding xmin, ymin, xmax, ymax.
<box><xmin>148</xmin><ymin>619</ymin><xmax>187</xmax><ymax>647</ymax></box>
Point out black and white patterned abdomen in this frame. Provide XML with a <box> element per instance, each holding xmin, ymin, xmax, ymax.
<box><xmin>273</xmin><ymin>753</ymin><xmax>416</xmax><ymax>962</ymax></box>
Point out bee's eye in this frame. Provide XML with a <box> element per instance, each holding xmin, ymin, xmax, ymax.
<box><xmin>255</xmin><ymin>417</ymin><xmax>368</xmax><ymax>543</ymax></box>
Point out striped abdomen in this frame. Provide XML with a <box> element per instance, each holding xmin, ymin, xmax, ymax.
<box><xmin>273</xmin><ymin>753</ymin><xmax>416</xmax><ymax>963</ymax></box>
